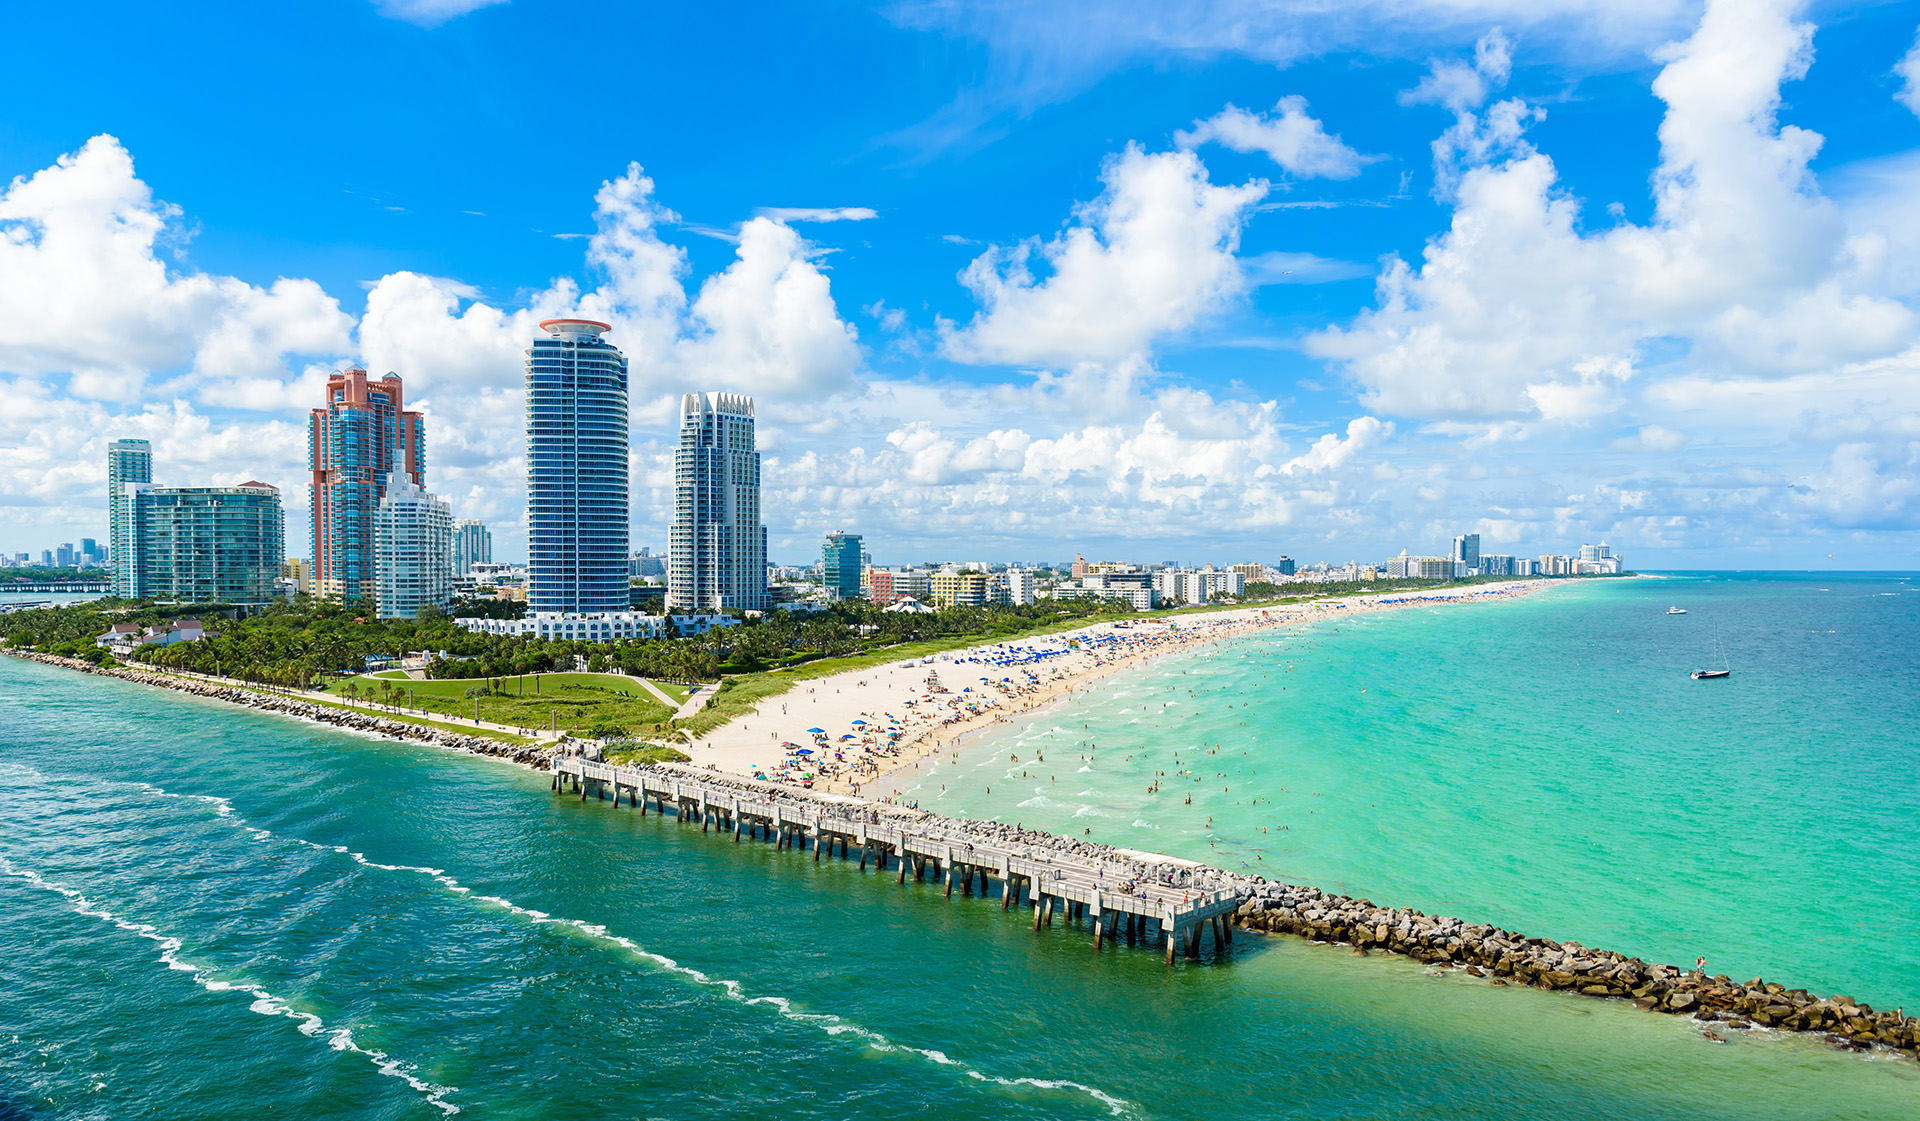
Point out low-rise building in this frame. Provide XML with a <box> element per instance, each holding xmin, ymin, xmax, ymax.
<box><xmin>930</xmin><ymin>570</ymin><xmax>990</xmax><ymax>607</ymax></box>
<box><xmin>455</xmin><ymin>611</ymin><xmax>665</xmax><ymax>642</ymax></box>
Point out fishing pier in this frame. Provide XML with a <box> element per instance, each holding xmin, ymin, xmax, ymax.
<box><xmin>551</xmin><ymin>756</ymin><xmax>1245</xmax><ymax>963</ymax></box>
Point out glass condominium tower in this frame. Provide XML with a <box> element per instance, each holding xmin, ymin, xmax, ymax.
<box><xmin>107</xmin><ymin>438</ymin><xmax>152</xmax><ymax>597</ymax></box>
<box><xmin>526</xmin><ymin>319</ymin><xmax>630</xmax><ymax>614</ymax></box>
<box><xmin>668</xmin><ymin>392</ymin><xmax>768</xmax><ymax>612</ymax></box>
<box><xmin>310</xmin><ymin>367</ymin><xmax>424</xmax><ymax>602</ymax></box>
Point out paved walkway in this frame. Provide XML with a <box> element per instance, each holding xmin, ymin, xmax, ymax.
<box><xmin>675</xmin><ymin>681</ymin><xmax>721</xmax><ymax>720</ymax></box>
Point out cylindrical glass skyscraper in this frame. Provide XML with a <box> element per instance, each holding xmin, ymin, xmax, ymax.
<box><xmin>526</xmin><ymin>319</ymin><xmax>629</xmax><ymax>614</ymax></box>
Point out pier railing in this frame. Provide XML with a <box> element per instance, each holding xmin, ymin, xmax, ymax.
<box><xmin>552</xmin><ymin>756</ymin><xmax>1243</xmax><ymax>963</ymax></box>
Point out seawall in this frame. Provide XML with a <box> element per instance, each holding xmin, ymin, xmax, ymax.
<box><xmin>2</xmin><ymin>649</ymin><xmax>551</xmax><ymax>768</ymax></box>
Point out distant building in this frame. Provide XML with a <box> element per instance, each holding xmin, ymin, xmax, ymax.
<box><xmin>526</xmin><ymin>320</ymin><xmax>629</xmax><ymax>614</ymax></box>
<box><xmin>1053</xmin><ymin>584</ymin><xmax>1155</xmax><ymax>611</ymax></box>
<box><xmin>456</xmin><ymin>611</ymin><xmax>664</xmax><ymax>642</ymax></box>
<box><xmin>1275</xmin><ymin>556</ymin><xmax>1296</xmax><ymax>576</ymax></box>
<box><xmin>374</xmin><ymin>471</ymin><xmax>453</xmax><ymax>620</ymax></box>
<box><xmin>453</xmin><ymin>519</ymin><xmax>493</xmax><ymax>577</ymax></box>
<box><xmin>282</xmin><ymin>558</ymin><xmax>310</xmax><ymax>594</ymax></box>
<box><xmin>1229</xmin><ymin>563</ymin><xmax>1263</xmax><ymax>584</ymax></box>
<box><xmin>310</xmin><ymin>367</ymin><xmax>425</xmax><ymax>603</ymax></box>
<box><xmin>668</xmin><ymin>391</ymin><xmax>767</xmax><ymax>612</ymax></box>
<box><xmin>107</xmin><ymin>438</ymin><xmax>152</xmax><ymax>597</ymax></box>
<box><xmin>1005</xmin><ymin>569</ymin><xmax>1036</xmax><ymax>606</ymax></box>
<box><xmin>79</xmin><ymin>538</ymin><xmax>99</xmax><ymax>566</ymax></box>
<box><xmin>1412</xmin><ymin>556</ymin><xmax>1453</xmax><ymax>579</ymax></box>
<box><xmin>56</xmin><ymin>543</ymin><xmax>75</xmax><ymax>568</ymax></box>
<box><xmin>1451</xmin><ymin>533</ymin><xmax>1481</xmax><ymax>571</ymax></box>
<box><xmin>822</xmin><ymin>532</ymin><xmax>863</xmax><ymax>601</ymax></box>
<box><xmin>930</xmin><ymin>570</ymin><xmax>989</xmax><ymax>607</ymax></box>
<box><xmin>628</xmin><ymin>547</ymin><xmax>665</xmax><ymax>578</ymax></box>
<box><xmin>1070</xmin><ymin>553</ymin><xmax>1088</xmax><ymax>579</ymax></box>
<box><xmin>127</xmin><ymin>481</ymin><xmax>285</xmax><ymax>604</ymax></box>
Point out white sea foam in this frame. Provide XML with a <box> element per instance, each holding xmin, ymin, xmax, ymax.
<box><xmin>43</xmin><ymin>773</ymin><xmax>1135</xmax><ymax>1117</ymax></box>
<box><xmin>0</xmin><ymin>857</ymin><xmax>461</xmax><ymax>1115</ymax></box>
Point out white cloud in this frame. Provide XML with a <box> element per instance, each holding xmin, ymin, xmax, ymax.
<box><xmin>371</xmin><ymin>0</ymin><xmax>507</xmax><ymax>28</ymax></box>
<box><xmin>0</xmin><ymin>135</ymin><xmax>354</xmax><ymax>401</ymax></box>
<box><xmin>679</xmin><ymin>217</ymin><xmax>863</xmax><ymax>397</ymax></box>
<box><xmin>1177</xmin><ymin>96</ymin><xmax>1372</xmax><ymax>179</ymax></box>
<box><xmin>1310</xmin><ymin>0</ymin><xmax>1917</xmax><ymax>423</ymax></box>
<box><xmin>1897</xmin><ymin>25</ymin><xmax>1920</xmax><ymax>117</ymax></box>
<box><xmin>940</xmin><ymin>145</ymin><xmax>1268</xmax><ymax>366</ymax></box>
<box><xmin>1400</xmin><ymin>29</ymin><xmax>1513</xmax><ymax>112</ymax></box>
<box><xmin>754</xmin><ymin>207</ymin><xmax>879</xmax><ymax>223</ymax></box>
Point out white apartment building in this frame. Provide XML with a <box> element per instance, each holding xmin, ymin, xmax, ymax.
<box><xmin>374</xmin><ymin>471</ymin><xmax>453</xmax><ymax>619</ymax></box>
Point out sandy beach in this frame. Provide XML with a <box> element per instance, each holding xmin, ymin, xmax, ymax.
<box><xmin>684</xmin><ymin>580</ymin><xmax>1552</xmax><ymax>794</ymax></box>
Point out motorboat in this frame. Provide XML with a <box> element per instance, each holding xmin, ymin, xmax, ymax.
<box><xmin>1667</xmin><ymin>607</ymin><xmax>1687</xmax><ymax>614</ymax></box>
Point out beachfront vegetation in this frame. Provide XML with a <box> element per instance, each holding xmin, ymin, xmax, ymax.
<box><xmin>1</xmin><ymin>572</ymin><xmax>1567</xmax><ymax>741</ymax></box>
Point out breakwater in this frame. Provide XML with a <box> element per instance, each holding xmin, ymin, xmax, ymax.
<box><xmin>1</xmin><ymin>649</ymin><xmax>551</xmax><ymax>767</ymax></box>
<box><xmin>559</xmin><ymin>753</ymin><xmax>1920</xmax><ymax>1060</ymax></box>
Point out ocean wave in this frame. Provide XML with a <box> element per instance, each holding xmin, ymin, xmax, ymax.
<box><xmin>0</xmin><ymin>856</ymin><xmax>461</xmax><ymax>1115</ymax></box>
<box><xmin>85</xmin><ymin>776</ymin><xmax>1134</xmax><ymax>1118</ymax></box>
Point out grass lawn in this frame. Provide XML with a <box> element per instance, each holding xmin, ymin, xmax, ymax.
<box><xmin>325</xmin><ymin>672</ymin><xmax>675</xmax><ymax>737</ymax></box>
<box><xmin>153</xmin><ymin>671</ymin><xmax>536</xmax><ymax>746</ymax></box>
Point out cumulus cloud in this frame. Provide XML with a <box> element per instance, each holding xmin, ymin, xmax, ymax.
<box><xmin>1310</xmin><ymin>0</ymin><xmax>1917</xmax><ymax>423</ymax></box>
<box><xmin>940</xmin><ymin>145</ymin><xmax>1267</xmax><ymax>365</ymax></box>
<box><xmin>1177</xmin><ymin>96</ymin><xmax>1372</xmax><ymax>179</ymax></box>
<box><xmin>679</xmin><ymin>217</ymin><xmax>863</xmax><ymax>397</ymax></box>
<box><xmin>0</xmin><ymin>135</ymin><xmax>353</xmax><ymax>401</ymax></box>
<box><xmin>371</xmin><ymin>0</ymin><xmax>507</xmax><ymax>28</ymax></box>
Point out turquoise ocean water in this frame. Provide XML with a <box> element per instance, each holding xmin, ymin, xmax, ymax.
<box><xmin>4</xmin><ymin>573</ymin><xmax>1918</xmax><ymax>1118</ymax></box>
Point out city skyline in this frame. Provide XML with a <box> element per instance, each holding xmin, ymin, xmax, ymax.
<box><xmin>4</xmin><ymin>2</ymin><xmax>1920</xmax><ymax>568</ymax></box>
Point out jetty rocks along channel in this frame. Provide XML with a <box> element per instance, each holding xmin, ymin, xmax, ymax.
<box><xmin>5</xmin><ymin>650</ymin><xmax>548</xmax><ymax>767</ymax></box>
<box><xmin>9</xmin><ymin>647</ymin><xmax>1917</xmax><ymax>1059</ymax></box>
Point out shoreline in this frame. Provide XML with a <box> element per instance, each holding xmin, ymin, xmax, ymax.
<box><xmin>7</xmin><ymin>635</ymin><xmax>1915</xmax><ymax>1061</ymax></box>
<box><xmin>1</xmin><ymin>648</ymin><xmax>555</xmax><ymax>771</ymax></box>
<box><xmin>686</xmin><ymin>580</ymin><xmax>1555</xmax><ymax>795</ymax></box>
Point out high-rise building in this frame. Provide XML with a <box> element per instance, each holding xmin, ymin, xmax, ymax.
<box><xmin>1452</xmin><ymin>533</ymin><xmax>1481</xmax><ymax>571</ymax></box>
<box><xmin>526</xmin><ymin>319</ymin><xmax>629</xmax><ymax>614</ymax></box>
<box><xmin>375</xmin><ymin>471</ymin><xmax>453</xmax><ymax>620</ymax></box>
<box><xmin>822</xmin><ymin>532</ymin><xmax>863</xmax><ymax>601</ymax></box>
<box><xmin>452</xmin><ymin>518</ymin><xmax>492</xmax><ymax>577</ymax></box>
<box><xmin>107</xmin><ymin>438</ymin><xmax>152</xmax><ymax>596</ymax></box>
<box><xmin>668</xmin><ymin>392</ymin><xmax>767</xmax><ymax>612</ymax></box>
<box><xmin>310</xmin><ymin>367</ymin><xmax>425</xmax><ymax>603</ymax></box>
<box><xmin>79</xmin><ymin>538</ymin><xmax>98</xmax><ymax>565</ymax></box>
<box><xmin>56</xmin><ymin>543</ymin><xmax>75</xmax><ymax>568</ymax></box>
<box><xmin>128</xmin><ymin>481</ymin><xmax>285</xmax><ymax>604</ymax></box>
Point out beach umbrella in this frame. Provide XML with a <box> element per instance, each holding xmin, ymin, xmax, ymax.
<box><xmin>851</xmin><ymin>719</ymin><xmax>868</xmax><ymax>726</ymax></box>
<box><xmin>807</xmin><ymin>727</ymin><xmax>825</xmax><ymax>734</ymax></box>
<box><xmin>795</xmin><ymin>748</ymin><xmax>813</xmax><ymax>755</ymax></box>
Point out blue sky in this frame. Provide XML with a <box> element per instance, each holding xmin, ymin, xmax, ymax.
<box><xmin>5</xmin><ymin>0</ymin><xmax>1920</xmax><ymax>567</ymax></box>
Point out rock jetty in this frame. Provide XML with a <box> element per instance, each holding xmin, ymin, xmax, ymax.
<box><xmin>3</xmin><ymin>649</ymin><xmax>553</xmax><ymax>768</ymax></box>
<box><xmin>630</xmin><ymin>760</ymin><xmax>1920</xmax><ymax>1062</ymax></box>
